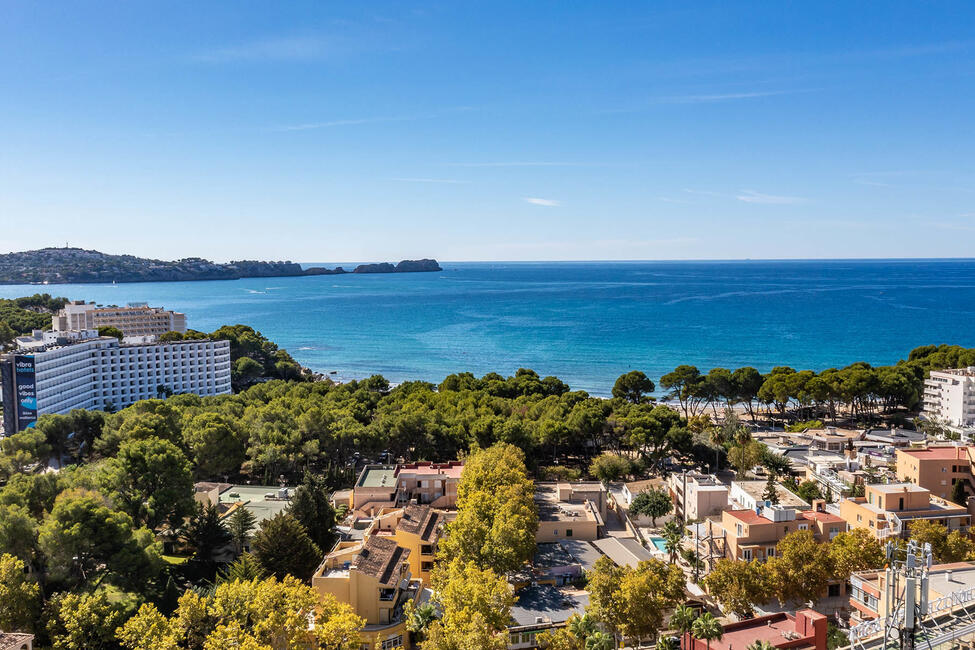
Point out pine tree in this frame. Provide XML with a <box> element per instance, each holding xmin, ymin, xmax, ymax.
<box><xmin>762</xmin><ymin>474</ymin><xmax>779</xmax><ymax>505</ymax></box>
<box><xmin>251</xmin><ymin>513</ymin><xmax>321</xmax><ymax>581</ymax></box>
<box><xmin>226</xmin><ymin>506</ymin><xmax>257</xmax><ymax>556</ymax></box>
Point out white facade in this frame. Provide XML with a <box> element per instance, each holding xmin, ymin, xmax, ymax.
<box><xmin>2</xmin><ymin>331</ymin><xmax>231</xmax><ymax>433</ymax></box>
<box><xmin>923</xmin><ymin>368</ymin><xmax>975</xmax><ymax>430</ymax></box>
<box><xmin>53</xmin><ymin>301</ymin><xmax>187</xmax><ymax>337</ymax></box>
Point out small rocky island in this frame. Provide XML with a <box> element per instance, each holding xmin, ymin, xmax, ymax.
<box><xmin>0</xmin><ymin>248</ymin><xmax>442</xmax><ymax>285</ymax></box>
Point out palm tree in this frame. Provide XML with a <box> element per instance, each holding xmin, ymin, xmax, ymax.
<box><xmin>746</xmin><ymin>641</ymin><xmax>776</xmax><ymax>650</ymax></box>
<box><xmin>670</xmin><ymin>604</ymin><xmax>697</xmax><ymax>650</ymax></box>
<box><xmin>407</xmin><ymin>602</ymin><xmax>437</xmax><ymax>642</ymax></box>
<box><xmin>586</xmin><ymin>631</ymin><xmax>614</xmax><ymax>650</ymax></box>
<box><xmin>657</xmin><ymin>636</ymin><xmax>679</xmax><ymax>650</ymax></box>
<box><xmin>663</xmin><ymin>520</ymin><xmax>684</xmax><ymax>563</ymax></box>
<box><xmin>691</xmin><ymin>612</ymin><xmax>723</xmax><ymax>650</ymax></box>
<box><xmin>568</xmin><ymin>613</ymin><xmax>598</xmax><ymax>640</ymax></box>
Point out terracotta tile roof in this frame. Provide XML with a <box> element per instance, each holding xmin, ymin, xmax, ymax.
<box><xmin>725</xmin><ymin>509</ymin><xmax>769</xmax><ymax>524</ymax></box>
<box><xmin>352</xmin><ymin>535</ymin><xmax>411</xmax><ymax>585</ymax></box>
<box><xmin>800</xmin><ymin>510</ymin><xmax>845</xmax><ymax>524</ymax></box>
<box><xmin>0</xmin><ymin>632</ymin><xmax>33</xmax><ymax>650</ymax></box>
<box><xmin>396</xmin><ymin>505</ymin><xmax>444</xmax><ymax>543</ymax></box>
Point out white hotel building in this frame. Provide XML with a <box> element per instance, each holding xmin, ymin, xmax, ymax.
<box><xmin>923</xmin><ymin>367</ymin><xmax>975</xmax><ymax>436</ymax></box>
<box><xmin>1</xmin><ymin>329</ymin><xmax>231</xmax><ymax>434</ymax></box>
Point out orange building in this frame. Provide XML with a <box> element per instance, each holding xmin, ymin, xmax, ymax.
<box><xmin>839</xmin><ymin>483</ymin><xmax>970</xmax><ymax>539</ymax></box>
<box><xmin>722</xmin><ymin>502</ymin><xmax>846</xmax><ymax>562</ymax></box>
<box><xmin>896</xmin><ymin>446</ymin><xmax>974</xmax><ymax>500</ymax></box>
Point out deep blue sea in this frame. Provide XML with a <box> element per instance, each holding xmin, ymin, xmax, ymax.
<box><xmin>3</xmin><ymin>260</ymin><xmax>975</xmax><ymax>396</ymax></box>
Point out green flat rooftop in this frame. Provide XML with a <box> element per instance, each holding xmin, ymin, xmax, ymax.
<box><xmin>358</xmin><ymin>466</ymin><xmax>396</xmax><ymax>488</ymax></box>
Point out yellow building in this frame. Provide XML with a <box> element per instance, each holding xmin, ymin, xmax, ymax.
<box><xmin>534</xmin><ymin>482</ymin><xmax>604</xmax><ymax>542</ymax></box>
<box><xmin>367</xmin><ymin>504</ymin><xmax>446</xmax><ymax>586</ymax></box>
<box><xmin>312</xmin><ymin>504</ymin><xmax>449</xmax><ymax>649</ymax></box>
<box><xmin>313</xmin><ymin>535</ymin><xmax>420</xmax><ymax>649</ymax></box>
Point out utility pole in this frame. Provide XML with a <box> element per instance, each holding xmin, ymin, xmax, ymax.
<box><xmin>682</xmin><ymin>471</ymin><xmax>687</xmax><ymax>524</ymax></box>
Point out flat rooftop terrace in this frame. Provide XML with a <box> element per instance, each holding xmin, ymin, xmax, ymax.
<box><xmin>357</xmin><ymin>465</ymin><xmax>397</xmax><ymax>488</ymax></box>
<box><xmin>219</xmin><ymin>485</ymin><xmax>292</xmax><ymax>523</ymax></box>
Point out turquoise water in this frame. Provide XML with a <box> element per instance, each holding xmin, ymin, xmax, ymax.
<box><xmin>649</xmin><ymin>537</ymin><xmax>668</xmax><ymax>551</ymax></box>
<box><xmin>2</xmin><ymin>260</ymin><xmax>975</xmax><ymax>396</ymax></box>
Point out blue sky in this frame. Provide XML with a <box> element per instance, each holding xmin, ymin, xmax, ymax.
<box><xmin>2</xmin><ymin>1</ymin><xmax>974</xmax><ymax>262</ymax></box>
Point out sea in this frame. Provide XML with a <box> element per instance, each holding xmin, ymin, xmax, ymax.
<box><xmin>2</xmin><ymin>259</ymin><xmax>975</xmax><ymax>397</ymax></box>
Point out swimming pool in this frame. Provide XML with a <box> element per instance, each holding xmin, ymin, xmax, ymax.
<box><xmin>649</xmin><ymin>536</ymin><xmax>668</xmax><ymax>552</ymax></box>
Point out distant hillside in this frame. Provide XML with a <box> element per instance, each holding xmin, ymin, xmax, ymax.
<box><xmin>0</xmin><ymin>248</ymin><xmax>441</xmax><ymax>284</ymax></box>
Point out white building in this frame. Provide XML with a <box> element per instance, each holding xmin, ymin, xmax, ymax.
<box><xmin>923</xmin><ymin>368</ymin><xmax>975</xmax><ymax>433</ymax></box>
<box><xmin>53</xmin><ymin>300</ymin><xmax>187</xmax><ymax>337</ymax></box>
<box><xmin>1</xmin><ymin>330</ymin><xmax>231</xmax><ymax>434</ymax></box>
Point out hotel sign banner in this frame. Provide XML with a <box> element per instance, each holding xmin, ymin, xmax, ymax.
<box><xmin>14</xmin><ymin>355</ymin><xmax>37</xmax><ymax>429</ymax></box>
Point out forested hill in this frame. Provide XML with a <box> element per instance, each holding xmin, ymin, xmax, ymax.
<box><xmin>0</xmin><ymin>248</ymin><xmax>441</xmax><ymax>284</ymax></box>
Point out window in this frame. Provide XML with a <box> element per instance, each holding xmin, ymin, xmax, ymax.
<box><xmin>766</xmin><ymin>547</ymin><xmax>775</xmax><ymax>558</ymax></box>
<box><xmin>553</xmin><ymin>529</ymin><xmax>559</xmax><ymax>536</ymax></box>
<box><xmin>798</xmin><ymin>523</ymin><xmax>809</xmax><ymax>531</ymax></box>
<box><xmin>742</xmin><ymin>549</ymin><xmax>752</xmax><ymax>560</ymax></box>
<box><xmin>421</xmin><ymin>562</ymin><xmax>434</xmax><ymax>572</ymax></box>
<box><xmin>828</xmin><ymin>583</ymin><xmax>841</xmax><ymax>598</ymax></box>
<box><xmin>736</xmin><ymin>523</ymin><xmax>744</xmax><ymax>536</ymax></box>
<box><xmin>566</xmin><ymin>529</ymin><xmax>573</xmax><ymax>537</ymax></box>
<box><xmin>381</xmin><ymin>635</ymin><xmax>404</xmax><ymax>649</ymax></box>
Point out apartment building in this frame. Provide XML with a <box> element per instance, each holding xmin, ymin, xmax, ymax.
<box><xmin>535</xmin><ymin>482</ymin><xmax>604</xmax><ymax>542</ymax></box>
<box><xmin>53</xmin><ymin>300</ymin><xmax>187</xmax><ymax>337</ymax></box>
<box><xmin>351</xmin><ymin>462</ymin><xmax>463</xmax><ymax>516</ymax></box>
<box><xmin>368</xmin><ymin>504</ymin><xmax>446</xmax><ymax>586</ymax></box>
<box><xmin>721</xmin><ymin>502</ymin><xmax>846</xmax><ymax>562</ymax></box>
<box><xmin>923</xmin><ymin>368</ymin><xmax>975</xmax><ymax>431</ymax></box>
<box><xmin>839</xmin><ymin>483</ymin><xmax>970</xmax><ymax>540</ymax></box>
<box><xmin>1</xmin><ymin>329</ymin><xmax>231</xmax><ymax>434</ymax></box>
<box><xmin>313</xmin><ymin>535</ymin><xmax>420</xmax><ymax>650</ymax></box>
<box><xmin>896</xmin><ymin>446</ymin><xmax>975</xmax><ymax>500</ymax></box>
<box><xmin>669</xmin><ymin>472</ymin><xmax>729</xmax><ymax>521</ymax></box>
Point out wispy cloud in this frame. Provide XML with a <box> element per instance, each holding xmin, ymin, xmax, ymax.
<box><xmin>682</xmin><ymin>188</ymin><xmax>805</xmax><ymax>205</ymax></box>
<box><xmin>736</xmin><ymin>190</ymin><xmax>806</xmax><ymax>205</ymax></box>
<box><xmin>194</xmin><ymin>36</ymin><xmax>339</xmax><ymax>63</ymax></box>
<box><xmin>390</xmin><ymin>178</ymin><xmax>469</xmax><ymax>184</ymax></box>
<box><xmin>654</xmin><ymin>88</ymin><xmax>815</xmax><ymax>105</ymax></box>
<box><xmin>449</xmin><ymin>161</ymin><xmax>595</xmax><ymax>168</ymax></box>
<box><xmin>600</xmin><ymin>88</ymin><xmax>817</xmax><ymax>113</ymax></box>
<box><xmin>524</xmin><ymin>197</ymin><xmax>561</xmax><ymax>207</ymax></box>
<box><xmin>271</xmin><ymin>106</ymin><xmax>475</xmax><ymax>133</ymax></box>
<box><xmin>271</xmin><ymin>116</ymin><xmax>412</xmax><ymax>132</ymax></box>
